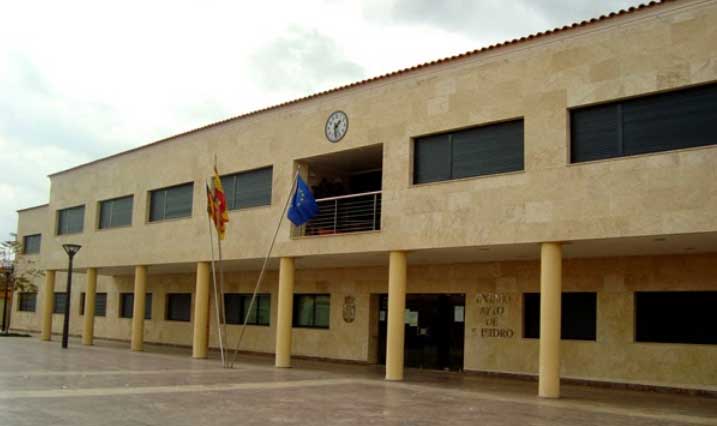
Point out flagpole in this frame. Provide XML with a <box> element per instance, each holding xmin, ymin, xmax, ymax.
<box><xmin>229</xmin><ymin>169</ymin><xmax>300</xmax><ymax>368</ymax></box>
<box><xmin>212</xmin><ymin>156</ymin><xmax>230</xmax><ymax>368</ymax></box>
<box><xmin>216</xmin><ymin>229</ymin><xmax>228</xmax><ymax>367</ymax></box>
<box><xmin>205</xmin><ymin>181</ymin><xmax>225</xmax><ymax>367</ymax></box>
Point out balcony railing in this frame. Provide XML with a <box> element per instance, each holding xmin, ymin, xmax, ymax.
<box><xmin>303</xmin><ymin>191</ymin><xmax>382</xmax><ymax>236</ymax></box>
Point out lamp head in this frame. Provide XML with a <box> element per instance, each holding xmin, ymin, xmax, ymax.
<box><xmin>62</xmin><ymin>244</ymin><xmax>82</xmax><ymax>258</ymax></box>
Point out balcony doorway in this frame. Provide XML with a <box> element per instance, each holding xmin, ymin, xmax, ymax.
<box><xmin>297</xmin><ymin>144</ymin><xmax>382</xmax><ymax>236</ymax></box>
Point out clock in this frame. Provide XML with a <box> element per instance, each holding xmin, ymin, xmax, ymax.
<box><xmin>325</xmin><ymin>111</ymin><xmax>348</xmax><ymax>143</ymax></box>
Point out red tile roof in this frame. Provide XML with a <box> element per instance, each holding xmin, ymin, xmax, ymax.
<box><xmin>49</xmin><ymin>0</ymin><xmax>675</xmax><ymax>177</ymax></box>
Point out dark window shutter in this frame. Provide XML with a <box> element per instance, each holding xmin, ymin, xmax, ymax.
<box><xmin>571</xmin><ymin>104</ymin><xmax>620</xmax><ymax>162</ymax></box>
<box><xmin>414</xmin><ymin>134</ymin><xmax>451</xmax><ymax>184</ymax></box>
<box><xmin>452</xmin><ymin>120</ymin><xmax>524</xmax><ymax>178</ymax></box>
<box><xmin>235</xmin><ymin>167</ymin><xmax>273</xmax><ymax>209</ymax></box>
<box><xmin>623</xmin><ymin>84</ymin><xmax>717</xmax><ymax>156</ymax></box>
<box><xmin>164</xmin><ymin>184</ymin><xmax>193</xmax><ymax>219</ymax></box>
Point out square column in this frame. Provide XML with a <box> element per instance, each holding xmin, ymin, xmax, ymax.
<box><xmin>539</xmin><ymin>242</ymin><xmax>562</xmax><ymax>398</ymax></box>
<box><xmin>275</xmin><ymin>257</ymin><xmax>295</xmax><ymax>368</ymax></box>
<box><xmin>131</xmin><ymin>265</ymin><xmax>147</xmax><ymax>351</ymax></box>
<box><xmin>385</xmin><ymin>251</ymin><xmax>407</xmax><ymax>381</ymax></box>
<box><xmin>192</xmin><ymin>262</ymin><xmax>211</xmax><ymax>359</ymax></box>
<box><xmin>82</xmin><ymin>268</ymin><xmax>97</xmax><ymax>345</ymax></box>
<box><xmin>40</xmin><ymin>270</ymin><xmax>56</xmax><ymax>341</ymax></box>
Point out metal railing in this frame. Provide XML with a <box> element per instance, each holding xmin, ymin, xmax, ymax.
<box><xmin>303</xmin><ymin>191</ymin><xmax>382</xmax><ymax>236</ymax></box>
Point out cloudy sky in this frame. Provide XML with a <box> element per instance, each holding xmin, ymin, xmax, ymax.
<box><xmin>0</xmin><ymin>0</ymin><xmax>645</xmax><ymax>241</ymax></box>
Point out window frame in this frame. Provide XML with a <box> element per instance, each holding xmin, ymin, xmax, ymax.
<box><xmin>17</xmin><ymin>293</ymin><xmax>37</xmax><ymax>312</ymax></box>
<box><xmin>569</xmin><ymin>83</ymin><xmax>717</xmax><ymax>164</ymax></box>
<box><xmin>22</xmin><ymin>234</ymin><xmax>41</xmax><ymax>255</ymax></box>
<box><xmin>56</xmin><ymin>205</ymin><xmax>85</xmax><ymax>235</ymax></box>
<box><xmin>224</xmin><ymin>293</ymin><xmax>271</xmax><ymax>326</ymax></box>
<box><xmin>98</xmin><ymin>195</ymin><xmax>134</xmax><ymax>230</ymax></box>
<box><xmin>80</xmin><ymin>292</ymin><xmax>107</xmax><ymax>317</ymax></box>
<box><xmin>147</xmin><ymin>182</ymin><xmax>194</xmax><ymax>223</ymax></box>
<box><xmin>522</xmin><ymin>292</ymin><xmax>597</xmax><ymax>341</ymax></box>
<box><xmin>119</xmin><ymin>293</ymin><xmax>153</xmax><ymax>320</ymax></box>
<box><xmin>634</xmin><ymin>291</ymin><xmax>717</xmax><ymax>345</ymax></box>
<box><xmin>412</xmin><ymin>118</ymin><xmax>525</xmax><ymax>186</ymax></box>
<box><xmin>220</xmin><ymin>166</ymin><xmax>273</xmax><ymax>211</ymax></box>
<box><xmin>53</xmin><ymin>292</ymin><xmax>67</xmax><ymax>314</ymax></box>
<box><xmin>165</xmin><ymin>293</ymin><xmax>192</xmax><ymax>322</ymax></box>
<box><xmin>292</xmin><ymin>294</ymin><xmax>330</xmax><ymax>329</ymax></box>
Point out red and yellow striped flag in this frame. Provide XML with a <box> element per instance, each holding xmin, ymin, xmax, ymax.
<box><xmin>211</xmin><ymin>167</ymin><xmax>229</xmax><ymax>240</ymax></box>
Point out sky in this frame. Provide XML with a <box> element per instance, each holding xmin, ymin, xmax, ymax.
<box><xmin>0</xmin><ymin>0</ymin><xmax>646</xmax><ymax>242</ymax></box>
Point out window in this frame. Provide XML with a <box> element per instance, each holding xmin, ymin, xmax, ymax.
<box><xmin>413</xmin><ymin>119</ymin><xmax>524</xmax><ymax>184</ymax></box>
<box><xmin>99</xmin><ymin>195</ymin><xmax>133</xmax><ymax>229</ymax></box>
<box><xmin>18</xmin><ymin>293</ymin><xmax>37</xmax><ymax>312</ymax></box>
<box><xmin>224</xmin><ymin>294</ymin><xmax>270</xmax><ymax>325</ymax></box>
<box><xmin>53</xmin><ymin>292</ymin><xmax>67</xmax><ymax>314</ymax></box>
<box><xmin>523</xmin><ymin>292</ymin><xmax>597</xmax><ymax>341</ymax></box>
<box><xmin>571</xmin><ymin>83</ymin><xmax>717</xmax><ymax>163</ymax></box>
<box><xmin>293</xmin><ymin>294</ymin><xmax>330</xmax><ymax>328</ymax></box>
<box><xmin>119</xmin><ymin>293</ymin><xmax>153</xmax><ymax>320</ymax></box>
<box><xmin>57</xmin><ymin>206</ymin><xmax>85</xmax><ymax>235</ymax></box>
<box><xmin>166</xmin><ymin>293</ymin><xmax>191</xmax><ymax>321</ymax></box>
<box><xmin>80</xmin><ymin>293</ymin><xmax>107</xmax><ymax>317</ymax></box>
<box><xmin>22</xmin><ymin>234</ymin><xmax>41</xmax><ymax>255</ymax></box>
<box><xmin>635</xmin><ymin>292</ymin><xmax>717</xmax><ymax>345</ymax></box>
<box><xmin>149</xmin><ymin>183</ymin><xmax>193</xmax><ymax>222</ymax></box>
<box><xmin>221</xmin><ymin>167</ymin><xmax>273</xmax><ymax>210</ymax></box>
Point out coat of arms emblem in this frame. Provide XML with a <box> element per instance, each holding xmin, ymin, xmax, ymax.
<box><xmin>342</xmin><ymin>296</ymin><xmax>356</xmax><ymax>323</ymax></box>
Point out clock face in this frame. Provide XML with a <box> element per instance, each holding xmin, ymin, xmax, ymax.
<box><xmin>325</xmin><ymin>111</ymin><xmax>348</xmax><ymax>143</ymax></box>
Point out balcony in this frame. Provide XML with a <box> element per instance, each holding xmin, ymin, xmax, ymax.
<box><xmin>304</xmin><ymin>191</ymin><xmax>382</xmax><ymax>236</ymax></box>
<box><xmin>296</xmin><ymin>144</ymin><xmax>383</xmax><ymax>237</ymax></box>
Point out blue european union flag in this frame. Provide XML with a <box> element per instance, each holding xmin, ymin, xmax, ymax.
<box><xmin>287</xmin><ymin>176</ymin><xmax>319</xmax><ymax>226</ymax></box>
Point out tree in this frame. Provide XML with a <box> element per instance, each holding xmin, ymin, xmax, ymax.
<box><xmin>1</xmin><ymin>234</ymin><xmax>43</xmax><ymax>334</ymax></box>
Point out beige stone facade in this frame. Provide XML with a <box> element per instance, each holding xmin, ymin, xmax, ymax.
<box><xmin>11</xmin><ymin>0</ymin><xmax>717</xmax><ymax>394</ymax></box>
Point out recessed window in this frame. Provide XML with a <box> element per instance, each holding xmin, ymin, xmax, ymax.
<box><xmin>166</xmin><ymin>293</ymin><xmax>191</xmax><ymax>321</ymax></box>
<box><xmin>413</xmin><ymin>119</ymin><xmax>524</xmax><ymax>184</ymax></box>
<box><xmin>221</xmin><ymin>167</ymin><xmax>273</xmax><ymax>210</ymax></box>
<box><xmin>571</xmin><ymin>83</ymin><xmax>717</xmax><ymax>163</ymax></box>
<box><xmin>523</xmin><ymin>292</ymin><xmax>597</xmax><ymax>341</ymax></box>
<box><xmin>224</xmin><ymin>294</ymin><xmax>270</xmax><ymax>326</ymax></box>
<box><xmin>149</xmin><ymin>183</ymin><xmax>193</xmax><ymax>222</ymax></box>
<box><xmin>119</xmin><ymin>293</ymin><xmax>152</xmax><ymax>320</ymax></box>
<box><xmin>18</xmin><ymin>293</ymin><xmax>37</xmax><ymax>312</ymax></box>
<box><xmin>635</xmin><ymin>291</ymin><xmax>717</xmax><ymax>345</ymax></box>
<box><xmin>293</xmin><ymin>294</ymin><xmax>330</xmax><ymax>329</ymax></box>
<box><xmin>22</xmin><ymin>234</ymin><xmax>41</xmax><ymax>255</ymax></box>
<box><xmin>57</xmin><ymin>206</ymin><xmax>85</xmax><ymax>235</ymax></box>
<box><xmin>80</xmin><ymin>293</ymin><xmax>107</xmax><ymax>317</ymax></box>
<box><xmin>99</xmin><ymin>195</ymin><xmax>133</xmax><ymax>229</ymax></box>
<box><xmin>53</xmin><ymin>292</ymin><xmax>67</xmax><ymax>314</ymax></box>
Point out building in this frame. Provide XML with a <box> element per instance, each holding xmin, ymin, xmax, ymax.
<box><xmin>10</xmin><ymin>0</ymin><xmax>717</xmax><ymax>397</ymax></box>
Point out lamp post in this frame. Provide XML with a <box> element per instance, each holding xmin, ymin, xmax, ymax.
<box><xmin>1</xmin><ymin>264</ymin><xmax>13</xmax><ymax>334</ymax></box>
<box><xmin>61</xmin><ymin>244</ymin><xmax>81</xmax><ymax>349</ymax></box>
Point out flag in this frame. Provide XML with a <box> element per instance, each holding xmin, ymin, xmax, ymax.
<box><xmin>287</xmin><ymin>175</ymin><xmax>319</xmax><ymax>226</ymax></box>
<box><xmin>206</xmin><ymin>183</ymin><xmax>216</xmax><ymax>224</ymax></box>
<box><xmin>211</xmin><ymin>167</ymin><xmax>229</xmax><ymax>239</ymax></box>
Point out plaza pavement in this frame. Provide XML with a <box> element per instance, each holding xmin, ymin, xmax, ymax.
<box><xmin>0</xmin><ymin>336</ymin><xmax>715</xmax><ymax>425</ymax></box>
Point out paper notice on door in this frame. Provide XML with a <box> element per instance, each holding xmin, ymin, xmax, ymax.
<box><xmin>405</xmin><ymin>310</ymin><xmax>419</xmax><ymax>326</ymax></box>
<box><xmin>454</xmin><ymin>306</ymin><xmax>465</xmax><ymax>323</ymax></box>
<box><xmin>379</xmin><ymin>311</ymin><xmax>386</xmax><ymax>321</ymax></box>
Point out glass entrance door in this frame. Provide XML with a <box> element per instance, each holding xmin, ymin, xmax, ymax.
<box><xmin>377</xmin><ymin>294</ymin><xmax>465</xmax><ymax>371</ymax></box>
